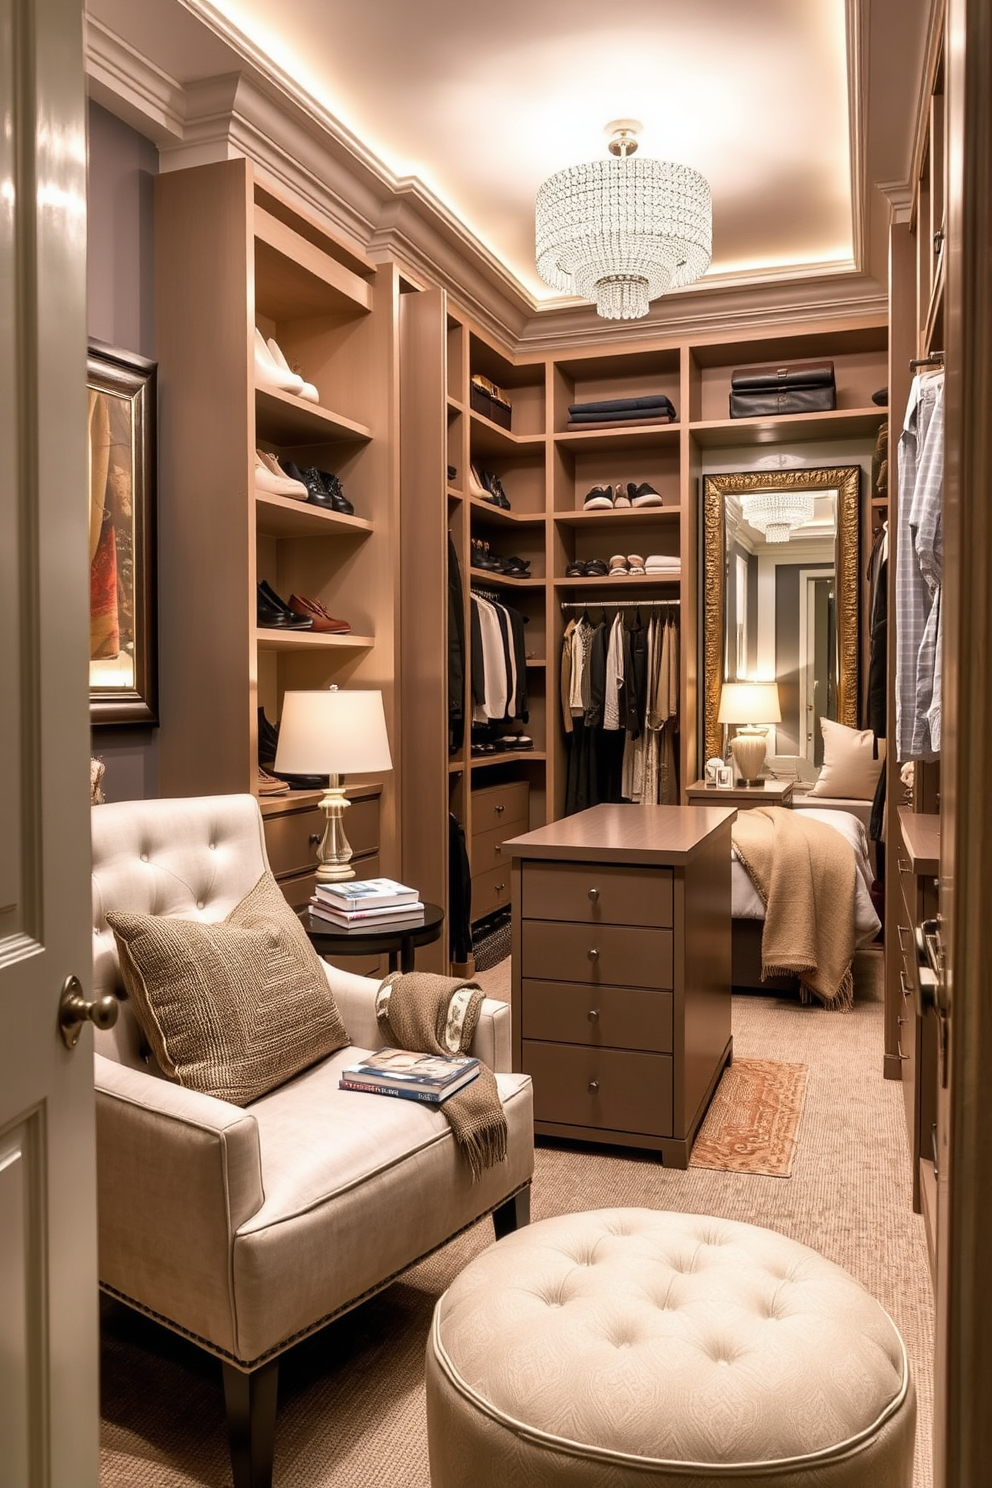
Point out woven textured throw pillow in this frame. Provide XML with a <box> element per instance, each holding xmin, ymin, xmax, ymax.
<box><xmin>107</xmin><ymin>869</ymin><xmax>350</xmax><ymax>1105</ymax></box>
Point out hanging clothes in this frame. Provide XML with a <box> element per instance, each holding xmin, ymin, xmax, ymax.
<box><xmin>469</xmin><ymin>591</ymin><xmax>530</xmax><ymax>727</ymax></box>
<box><xmin>563</xmin><ymin>608</ymin><xmax>680</xmax><ymax>814</ymax></box>
<box><xmin>895</xmin><ymin>370</ymin><xmax>944</xmax><ymax>761</ymax></box>
<box><xmin>447</xmin><ymin>534</ymin><xmax>466</xmax><ymax>752</ymax></box>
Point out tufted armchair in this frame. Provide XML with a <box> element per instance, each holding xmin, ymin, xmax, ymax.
<box><xmin>91</xmin><ymin>794</ymin><xmax>534</xmax><ymax>1488</ymax></box>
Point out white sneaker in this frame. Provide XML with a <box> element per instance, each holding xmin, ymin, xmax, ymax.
<box><xmin>254</xmin><ymin>450</ymin><xmax>308</xmax><ymax>500</ymax></box>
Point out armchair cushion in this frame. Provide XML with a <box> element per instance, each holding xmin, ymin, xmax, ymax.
<box><xmin>106</xmin><ymin>868</ymin><xmax>350</xmax><ymax>1105</ymax></box>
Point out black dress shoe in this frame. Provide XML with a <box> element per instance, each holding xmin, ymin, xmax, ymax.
<box><xmin>311</xmin><ymin>469</ymin><xmax>355</xmax><ymax>515</ymax></box>
<box><xmin>257</xmin><ymin>580</ymin><xmax>313</xmax><ymax>629</ymax></box>
<box><xmin>258</xmin><ymin>707</ymin><xmax>280</xmax><ymax>765</ymax></box>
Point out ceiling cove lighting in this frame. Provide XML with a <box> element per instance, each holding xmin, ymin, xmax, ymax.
<box><xmin>535</xmin><ymin>120</ymin><xmax>712</xmax><ymax>320</ymax></box>
<box><xmin>740</xmin><ymin>487</ymin><xmax>816</xmax><ymax>544</ymax></box>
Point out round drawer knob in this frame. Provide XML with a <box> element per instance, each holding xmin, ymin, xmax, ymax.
<box><xmin>587</xmin><ymin>887</ymin><xmax>599</xmax><ymax>901</ymax></box>
<box><xmin>587</xmin><ymin>1008</ymin><xmax>600</xmax><ymax>1022</ymax></box>
<box><xmin>495</xmin><ymin>804</ymin><xmax>505</xmax><ymax>814</ymax></box>
<box><xmin>308</xmin><ymin>833</ymin><xmax>321</xmax><ymax>846</ymax></box>
<box><xmin>588</xmin><ymin>1080</ymin><xmax>600</xmax><ymax>1094</ymax></box>
<box><xmin>587</xmin><ymin>947</ymin><xmax>599</xmax><ymax>962</ymax></box>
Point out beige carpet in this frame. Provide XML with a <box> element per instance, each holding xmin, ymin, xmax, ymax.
<box><xmin>689</xmin><ymin>1057</ymin><xmax>807</xmax><ymax>1176</ymax></box>
<box><xmin>99</xmin><ymin>949</ymin><xmax>934</xmax><ymax>1488</ymax></box>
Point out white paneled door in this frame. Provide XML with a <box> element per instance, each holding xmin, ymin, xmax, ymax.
<box><xmin>0</xmin><ymin>0</ymin><xmax>99</xmax><ymax>1485</ymax></box>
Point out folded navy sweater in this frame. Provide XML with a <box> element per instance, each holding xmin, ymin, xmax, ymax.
<box><xmin>568</xmin><ymin>393</ymin><xmax>676</xmax><ymax>416</ymax></box>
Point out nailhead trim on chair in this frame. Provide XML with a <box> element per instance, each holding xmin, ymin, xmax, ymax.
<box><xmin>100</xmin><ymin>1180</ymin><xmax>533</xmax><ymax>1370</ymax></box>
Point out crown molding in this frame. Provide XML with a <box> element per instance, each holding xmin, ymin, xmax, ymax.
<box><xmin>878</xmin><ymin>179</ymin><xmax>915</xmax><ymax>223</ymax></box>
<box><xmin>85</xmin><ymin>15</ymin><xmax>187</xmax><ymax>142</ymax></box>
<box><xmin>86</xmin><ymin>1</ymin><xmax>891</xmax><ymax>362</ymax></box>
<box><xmin>516</xmin><ymin>284</ymin><xmax>888</xmax><ymax>357</ymax></box>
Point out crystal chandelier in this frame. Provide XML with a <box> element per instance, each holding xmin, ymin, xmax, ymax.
<box><xmin>535</xmin><ymin>120</ymin><xmax>712</xmax><ymax>320</ymax></box>
<box><xmin>740</xmin><ymin>489</ymin><xmax>816</xmax><ymax>544</ymax></box>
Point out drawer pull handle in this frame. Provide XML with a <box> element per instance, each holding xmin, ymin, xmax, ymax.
<box><xmin>309</xmin><ymin>833</ymin><xmax>321</xmax><ymax>846</ymax></box>
<box><xmin>495</xmin><ymin>882</ymin><xmax>505</xmax><ymax>894</ymax></box>
<box><xmin>587</xmin><ymin>1008</ymin><xmax>600</xmax><ymax>1022</ymax></box>
<box><xmin>587</xmin><ymin>947</ymin><xmax>600</xmax><ymax>962</ymax></box>
<box><xmin>588</xmin><ymin>1080</ymin><xmax>600</xmax><ymax>1094</ymax></box>
<box><xmin>899</xmin><ymin>970</ymin><xmax>914</xmax><ymax>1001</ymax></box>
<box><xmin>587</xmin><ymin>887</ymin><xmax>600</xmax><ymax>902</ymax></box>
<box><xmin>495</xmin><ymin>804</ymin><xmax>505</xmax><ymax>814</ymax></box>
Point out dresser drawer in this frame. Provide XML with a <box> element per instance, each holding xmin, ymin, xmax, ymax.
<box><xmin>264</xmin><ymin>797</ymin><xmax>379</xmax><ymax>879</ymax></box>
<box><xmin>471</xmin><ymin>818</ymin><xmax>527</xmax><ymax>878</ymax></box>
<box><xmin>522</xmin><ymin>1040</ymin><xmax>672</xmax><ymax>1136</ymax></box>
<box><xmin>471</xmin><ymin>863</ymin><xmax>512</xmax><ymax>920</ymax></box>
<box><xmin>521</xmin><ymin>920</ymin><xmax>673</xmax><ymax>990</ymax></box>
<box><xmin>521</xmin><ymin>979</ymin><xmax>672</xmax><ymax>1053</ymax></box>
<box><xmin>522</xmin><ymin>862</ymin><xmax>673</xmax><ymax>928</ymax></box>
<box><xmin>473</xmin><ymin>780</ymin><xmax>529</xmax><ymax>833</ymax></box>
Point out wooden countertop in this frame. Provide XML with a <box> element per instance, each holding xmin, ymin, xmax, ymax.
<box><xmin>502</xmin><ymin>803</ymin><xmax>736</xmax><ymax>865</ymax></box>
<box><xmin>897</xmin><ymin>806</ymin><xmax>940</xmax><ymax>875</ymax></box>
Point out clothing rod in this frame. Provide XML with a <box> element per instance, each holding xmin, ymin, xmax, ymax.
<box><xmin>560</xmin><ymin>598</ymin><xmax>680</xmax><ymax>611</ymax></box>
<box><xmin>909</xmin><ymin>350</ymin><xmax>944</xmax><ymax>369</ymax></box>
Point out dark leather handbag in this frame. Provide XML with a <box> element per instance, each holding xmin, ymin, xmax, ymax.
<box><xmin>731</xmin><ymin>360</ymin><xmax>836</xmax><ymax>390</ymax></box>
<box><xmin>730</xmin><ymin>385</ymin><xmax>837</xmax><ymax>418</ymax></box>
<box><xmin>729</xmin><ymin>359</ymin><xmax>836</xmax><ymax>417</ymax></box>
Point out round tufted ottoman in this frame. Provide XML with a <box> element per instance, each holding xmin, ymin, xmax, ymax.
<box><xmin>426</xmin><ymin>1209</ymin><xmax>915</xmax><ymax>1488</ymax></box>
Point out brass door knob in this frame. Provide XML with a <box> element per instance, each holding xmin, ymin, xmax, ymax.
<box><xmin>58</xmin><ymin>974</ymin><xmax>119</xmax><ymax>1050</ymax></box>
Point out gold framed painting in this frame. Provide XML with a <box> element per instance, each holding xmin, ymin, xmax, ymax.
<box><xmin>88</xmin><ymin>340</ymin><xmax>157</xmax><ymax>725</ymax></box>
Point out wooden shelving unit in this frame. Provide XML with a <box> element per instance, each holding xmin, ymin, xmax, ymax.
<box><xmin>154</xmin><ymin>156</ymin><xmax>396</xmax><ymax>886</ymax></box>
<box><xmin>398</xmin><ymin>291</ymin><xmax>888</xmax><ymax>962</ymax></box>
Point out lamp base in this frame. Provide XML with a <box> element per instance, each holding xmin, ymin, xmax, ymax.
<box><xmin>730</xmin><ymin>729</ymin><xmax>768</xmax><ymax>788</ymax></box>
<box><xmin>314</xmin><ymin>779</ymin><xmax>355</xmax><ymax>882</ymax></box>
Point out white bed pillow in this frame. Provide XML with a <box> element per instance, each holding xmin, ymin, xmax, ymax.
<box><xmin>809</xmin><ymin>717</ymin><xmax>885</xmax><ymax>801</ymax></box>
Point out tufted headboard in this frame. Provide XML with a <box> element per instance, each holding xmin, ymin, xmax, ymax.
<box><xmin>91</xmin><ymin>794</ymin><xmax>271</xmax><ymax>1069</ymax></box>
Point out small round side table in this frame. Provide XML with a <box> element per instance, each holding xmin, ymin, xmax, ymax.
<box><xmin>297</xmin><ymin>902</ymin><xmax>445</xmax><ymax>973</ymax></box>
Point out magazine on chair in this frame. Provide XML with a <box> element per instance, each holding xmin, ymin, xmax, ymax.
<box><xmin>339</xmin><ymin>1047</ymin><xmax>479</xmax><ymax>1099</ymax></box>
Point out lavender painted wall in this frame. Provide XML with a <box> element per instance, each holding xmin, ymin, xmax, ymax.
<box><xmin>87</xmin><ymin>101</ymin><xmax>160</xmax><ymax>800</ymax></box>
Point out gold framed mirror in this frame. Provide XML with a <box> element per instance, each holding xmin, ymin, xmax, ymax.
<box><xmin>702</xmin><ymin>465</ymin><xmax>860</xmax><ymax>765</ymax></box>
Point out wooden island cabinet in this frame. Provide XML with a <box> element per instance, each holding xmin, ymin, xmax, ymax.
<box><xmin>504</xmin><ymin>804</ymin><xmax>734</xmax><ymax>1167</ymax></box>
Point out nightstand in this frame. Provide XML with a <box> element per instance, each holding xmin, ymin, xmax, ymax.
<box><xmin>685</xmin><ymin>779</ymin><xmax>794</xmax><ymax>810</ymax></box>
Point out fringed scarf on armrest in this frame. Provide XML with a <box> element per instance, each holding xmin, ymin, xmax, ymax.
<box><xmin>376</xmin><ymin>971</ymin><xmax>507</xmax><ymax>1180</ymax></box>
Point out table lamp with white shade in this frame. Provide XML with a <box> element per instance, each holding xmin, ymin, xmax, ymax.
<box><xmin>717</xmin><ymin>681</ymin><xmax>782</xmax><ymax>786</ymax></box>
<box><xmin>274</xmin><ymin>686</ymin><xmax>392</xmax><ymax>881</ymax></box>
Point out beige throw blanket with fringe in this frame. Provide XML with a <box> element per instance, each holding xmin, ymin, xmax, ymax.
<box><xmin>732</xmin><ymin>806</ymin><xmax>857</xmax><ymax>1009</ymax></box>
<box><xmin>376</xmin><ymin>971</ymin><xmax>507</xmax><ymax>1180</ymax></box>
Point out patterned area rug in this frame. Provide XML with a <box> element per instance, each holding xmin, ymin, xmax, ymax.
<box><xmin>690</xmin><ymin>1057</ymin><xmax>808</xmax><ymax>1177</ymax></box>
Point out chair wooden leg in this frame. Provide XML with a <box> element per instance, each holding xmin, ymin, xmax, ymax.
<box><xmin>222</xmin><ymin>1359</ymin><xmax>279</xmax><ymax>1488</ymax></box>
<box><xmin>492</xmin><ymin>1183</ymin><xmax>531</xmax><ymax>1240</ymax></box>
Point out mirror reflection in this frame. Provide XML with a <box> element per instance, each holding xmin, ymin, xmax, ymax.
<box><xmin>702</xmin><ymin>467</ymin><xmax>861</xmax><ymax>769</ymax></box>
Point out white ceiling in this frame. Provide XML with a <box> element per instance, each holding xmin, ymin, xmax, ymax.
<box><xmin>88</xmin><ymin>0</ymin><xmax>933</xmax><ymax>314</ymax></box>
<box><xmin>204</xmin><ymin>0</ymin><xmax>854</xmax><ymax>302</ymax></box>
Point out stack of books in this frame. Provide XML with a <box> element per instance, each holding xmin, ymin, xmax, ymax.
<box><xmin>339</xmin><ymin>1048</ymin><xmax>479</xmax><ymax>1104</ymax></box>
<box><xmin>309</xmin><ymin>877</ymin><xmax>424</xmax><ymax>931</ymax></box>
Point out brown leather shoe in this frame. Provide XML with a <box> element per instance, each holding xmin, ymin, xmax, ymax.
<box><xmin>257</xmin><ymin>767</ymin><xmax>290</xmax><ymax>796</ymax></box>
<box><xmin>287</xmin><ymin>593</ymin><xmax>352</xmax><ymax>633</ymax></box>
